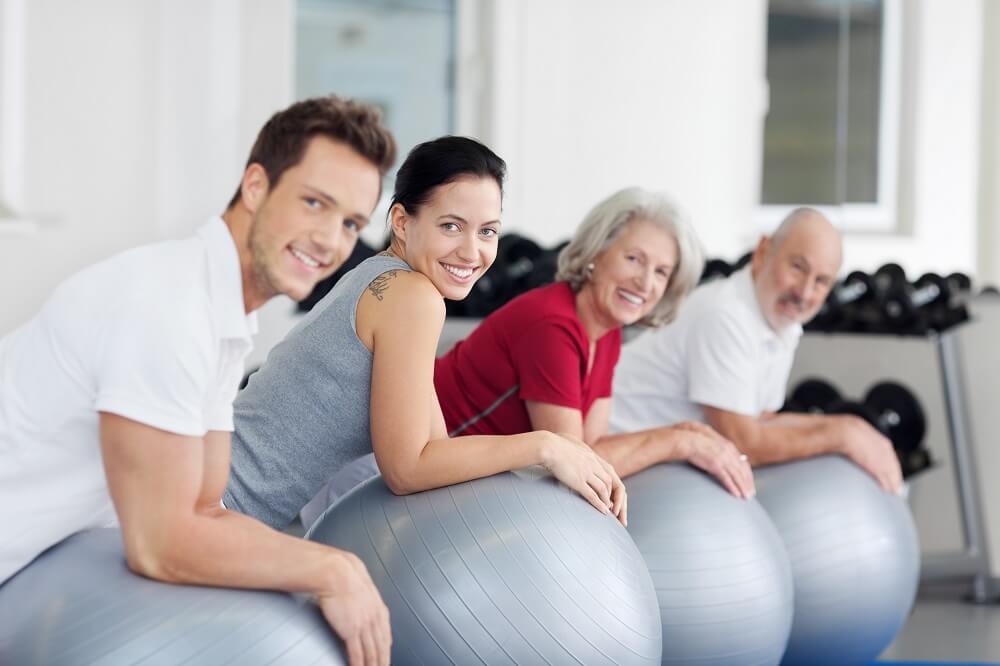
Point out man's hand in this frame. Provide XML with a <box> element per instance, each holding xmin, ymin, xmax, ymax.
<box><xmin>99</xmin><ymin>412</ymin><xmax>393</xmax><ymax>666</ymax></box>
<box><xmin>837</xmin><ymin>415</ymin><xmax>903</xmax><ymax>494</ymax></box>
<box><xmin>672</xmin><ymin>421</ymin><xmax>755</xmax><ymax>499</ymax></box>
<box><xmin>317</xmin><ymin>552</ymin><xmax>391</xmax><ymax>666</ymax></box>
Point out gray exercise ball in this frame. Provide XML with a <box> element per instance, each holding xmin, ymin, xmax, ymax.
<box><xmin>754</xmin><ymin>455</ymin><xmax>920</xmax><ymax>666</ymax></box>
<box><xmin>307</xmin><ymin>469</ymin><xmax>663</xmax><ymax>665</ymax></box>
<box><xmin>626</xmin><ymin>463</ymin><xmax>794</xmax><ymax>666</ymax></box>
<box><xmin>0</xmin><ymin>529</ymin><xmax>345</xmax><ymax>665</ymax></box>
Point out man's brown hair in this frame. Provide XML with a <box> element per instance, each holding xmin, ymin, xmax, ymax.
<box><xmin>227</xmin><ymin>95</ymin><xmax>397</xmax><ymax>209</ymax></box>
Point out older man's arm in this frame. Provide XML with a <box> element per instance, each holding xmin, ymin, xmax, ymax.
<box><xmin>703</xmin><ymin>405</ymin><xmax>902</xmax><ymax>493</ymax></box>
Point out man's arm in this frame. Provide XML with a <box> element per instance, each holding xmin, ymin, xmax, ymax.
<box><xmin>99</xmin><ymin>412</ymin><xmax>390</xmax><ymax>666</ymax></box>
<box><xmin>702</xmin><ymin>406</ymin><xmax>902</xmax><ymax>492</ymax></box>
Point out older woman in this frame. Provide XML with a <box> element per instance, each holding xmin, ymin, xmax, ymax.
<box><xmin>434</xmin><ymin>188</ymin><xmax>755</xmax><ymax>498</ymax></box>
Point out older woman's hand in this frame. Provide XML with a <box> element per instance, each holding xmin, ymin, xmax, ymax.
<box><xmin>670</xmin><ymin>422</ymin><xmax>755</xmax><ymax>499</ymax></box>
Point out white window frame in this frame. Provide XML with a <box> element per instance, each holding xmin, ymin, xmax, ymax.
<box><xmin>755</xmin><ymin>0</ymin><xmax>902</xmax><ymax>233</ymax></box>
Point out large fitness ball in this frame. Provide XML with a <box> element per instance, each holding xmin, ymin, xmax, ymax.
<box><xmin>754</xmin><ymin>455</ymin><xmax>920</xmax><ymax>665</ymax></box>
<box><xmin>307</xmin><ymin>470</ymin><xmax>663</xmax><ymax>665</ymax></box>
<box><xmin>0</xmin><ymin>529</ymin><xmax>345</xmax><ymax>665</ymax></box>
<box><xmin>626</xmin><ymin>463</ymin><xmax>794</xmax><ymax>666</ymax></box>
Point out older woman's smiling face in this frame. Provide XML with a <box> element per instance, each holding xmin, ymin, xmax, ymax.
<box><xmin>582</xmin><ymin>219</ymin><xmax>678</xmax><ymax>330</ymax></box>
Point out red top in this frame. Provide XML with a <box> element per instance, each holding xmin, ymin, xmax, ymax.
<box><xmin>434</xmin><ymin>281</ymin><xmax>622</xmax><ymax>436</ymax></box>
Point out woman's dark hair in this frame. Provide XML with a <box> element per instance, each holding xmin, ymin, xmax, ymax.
<box><xmin>390</xmin><ymin>136</ymin><xmax>506</xmax><ymax>216</ymax></box>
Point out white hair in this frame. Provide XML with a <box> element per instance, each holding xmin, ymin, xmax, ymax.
<box><xmin>555</xmin><ymin>187</ymin><xmax>704</xmax><ymax>327</ymax></box>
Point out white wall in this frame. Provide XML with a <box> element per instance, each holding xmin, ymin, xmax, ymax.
<box><xmin>0</xmin><ymin>0</ymin><xmax>294</xmax><ymax>336</ymax></box>
<box><xmin>0</xmin><ymin>0</ymin><xmax>992</xmax><ymax>339</ymax></box>
<box><xmin>474</xmin><ymin>0</ymin><xmax>985</xmax><ymax>281</ymax></box>
<box><xmin>478</xmin><ymin>0</ymin><xmax>769</xmax><ymax>256</ymax></box>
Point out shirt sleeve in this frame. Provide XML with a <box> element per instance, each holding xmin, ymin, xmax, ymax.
<box><xmin>202</xmin><ymin>343</ymin><xmax>249</xmax><ymax>432</ymax></box>
<box><xmin>686</xmin><ymin>308</ymin><xmax>761</xmax><ymax>416</ymax></box>
<box><xmin>511</xmin><ymin>318</ymin><xmax>587</xmax><ymax>410</ymax></box>
<box><xmin>94</xmin><ymin>299</ymin><xmax>216</xmax><ymax>437</ymax></box>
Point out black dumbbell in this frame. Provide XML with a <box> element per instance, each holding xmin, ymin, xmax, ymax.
<box><xmin>829</xmin><ymin>264</ymin><xmax>910</xmax><ymax>334</ymax></box>
<box><xmin>865</xmin><ymin>382</ymin><xmax>931</xmax><ymax>477</ymax></box>
<box><xmin>786</xmin><ymin>378</ymin><xmax>843</xmax><ymax>413</ymax></box>
<box><xmin>946</xmin><ymin>272</ymin><xmax>972</xmax><ymax>294</ymax></box>
<box><xmin>464</xmin><ymin>234</ymin><xmax>545</xmax><ymax>316</ymax></box>
<box><xmin>807</xmin><ymin>271</ymin><xmax>877</xmax><ymax>332</ymax></box>
<box><xmin>784</xmin><ymin>378</ymin><xmax>931</xmax><ymax>478</ymax></box>
<box><xmin>732</xmin><ymin>250</ymin><xmax>753</xmax><ymax>272</ymax></box>
<box><xmin>864</xmin><ymin>382</ymin><xmax>927</xmax><ymax>451</ymax></box>
<box><xmin>878</xmin><ymin>273</ymin><xmax>945</xmax><ymax>334</ymax></box>
<box><xmin>700</xmin><ymin>258</ymin><xmax>733</xmax><ymax>284</ymax></box>
<box><xmin>879</xmin><ymin>272</ymin><xmax>970</xmax><ymax>334</ymax></box>
<box><xmin>872</xmin><ymin>263</ymin><xmax>908</xmax><ymax>293</ymax></box>
<box><xmin>824</xmin><ymin>396</ymin><xmax>929</xmax><ymax>479</ymax></box>
<box><xmin>935</xmin><ymin>272</ymin><xmax>972</xmax><ymax>330</ymax></box>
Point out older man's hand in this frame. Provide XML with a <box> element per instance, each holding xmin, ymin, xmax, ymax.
<box><xmin>838</xmin><ymin>415</ymin><xmax>904</xmax><ymax>494</ymax></box>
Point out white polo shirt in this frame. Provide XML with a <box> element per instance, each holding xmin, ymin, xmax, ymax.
<box><xmin>609</xmin><ymin>267</ymin><xmax>801</xmax><ymax>433</ymax></box>
<box><xmin>0</xmin><ymin>218</ymin><xmax>256</xmax><ymax>583</ymax></box>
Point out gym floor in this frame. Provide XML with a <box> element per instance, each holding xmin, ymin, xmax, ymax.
<box><xmin>877</xmin><ymin>583</ymin><xmax>1000</xmax><ymax>664</ymax></box>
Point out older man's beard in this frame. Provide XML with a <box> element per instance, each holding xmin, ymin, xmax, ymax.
<box><xmin>778</xmin><ymin>292</ymin><xmax>806</xmax><ymax>316</ymax></box>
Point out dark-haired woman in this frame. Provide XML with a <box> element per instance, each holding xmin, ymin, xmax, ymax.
<box><xmin>224</xmin><ymin>136</ymin><xmax>626</xmax><ymax>532</ymax></box>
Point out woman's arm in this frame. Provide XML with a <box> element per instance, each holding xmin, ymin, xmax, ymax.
<box><xmin>526</xmin><ymin>396</ymin><xmax>753</xmax><ymax>498</ymax></box>
<box><xmin>359</xmin><ymin>271</ymin><xmax>625</xmax><ymax>522</ymax></box>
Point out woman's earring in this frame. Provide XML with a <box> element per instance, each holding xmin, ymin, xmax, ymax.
<box><xmin>585</xmin><ymin>262</ymin><xmax>595</xmax><ymax>279</ymax></box>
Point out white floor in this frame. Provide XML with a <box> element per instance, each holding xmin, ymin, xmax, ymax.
<box><xmin>879</xmin><ymin>583</ymin><xmax>1000</xmax><ymax>663</ymax></box>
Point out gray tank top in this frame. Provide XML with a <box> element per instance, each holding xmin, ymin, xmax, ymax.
<box><xmin>224</xmin><ymin>254</ymin><xmax>412</xmax><ymax>528</ymax></box>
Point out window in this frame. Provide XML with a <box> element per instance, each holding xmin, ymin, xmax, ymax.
<box><xmin>296</xmin><ymin>0</ymin><xmax>456</xmax><ymax>188</ymax></box>
<box><xmin>758</xmin><ymin>0</ymin><xmax>901</xmax><ymax>231</ymax></box>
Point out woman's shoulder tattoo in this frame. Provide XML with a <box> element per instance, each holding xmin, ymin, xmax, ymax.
<box><xmin>368</xmin><ymin>270</ymin><xmax>400</xmax><ymax>301</ymax></box>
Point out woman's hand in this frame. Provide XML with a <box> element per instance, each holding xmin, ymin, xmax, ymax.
<box><xmin>539</xmin><ymin>431</ymin><xmax>628</xmax><ymax>526</ymax></box>
<box><xmin>670</xmin><ymin>421</ymin><xmax>755</xmax><ymax>499</ymax></box>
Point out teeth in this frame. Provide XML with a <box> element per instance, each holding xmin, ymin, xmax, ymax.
<box><xmin>442</xmin><ymin>263</ymin><xmax>474</xmax><ymax>279</ymax></box>
<box><xmin>291</xmin><ymin>247</ymin><xmax>320</xmax><ymax>268</ymax></box>
<box><xmin>619</xmin><ymin>289</ymin><xmax>643</xmax><ymax>305</ymax></box>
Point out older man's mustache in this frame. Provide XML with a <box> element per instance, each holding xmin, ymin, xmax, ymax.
<box><xmin>779</xmin><ymin>293</ymin><xmax>806</xmax><ymax>312</ymax></box>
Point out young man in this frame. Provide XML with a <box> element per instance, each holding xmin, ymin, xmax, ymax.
<box><xmin>611</xmin><ymin>207</ymin><xmax>903</xmax><ymax>494</ymax></box>
<box><xmin>0</xmin><ymin>96</ymin><xmax>396</xmax><ymax>666</ymax></box>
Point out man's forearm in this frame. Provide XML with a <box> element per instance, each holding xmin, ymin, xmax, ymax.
<box><xmin>126</xmin><ymin>506</ymin><xmax>345</xmax><ymax>596</ymax></box>
<box><xmin>740</xmin><ymin>413</ymin><xmax>845</xmax><ymax>465</ymax></box>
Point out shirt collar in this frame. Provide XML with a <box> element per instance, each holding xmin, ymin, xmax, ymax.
<box><xmin>196</xmin><ymin>217</ymin><xmax>258</xmax><ymax>341</ymax></box>
<box><xmin>730</xmin><ymin>266</ymin><xmax>802</xmax><ymax>348</ymax></box>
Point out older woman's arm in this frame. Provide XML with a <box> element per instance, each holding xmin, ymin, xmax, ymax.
<box><xmin>525</xmin><ymin>399</ymin><xmax>754</xmax><ymax>498</ymax></box>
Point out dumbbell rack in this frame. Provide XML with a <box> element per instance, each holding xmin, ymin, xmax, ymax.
<box><xmin>928</xmin><ymin>330</ymin><xmax>993</xmax><ymax>601</ymax></box>
<box><xmin>789</xmin><ymin>326</ymin><xmax>996</xmax><ymax>602</ymax></box>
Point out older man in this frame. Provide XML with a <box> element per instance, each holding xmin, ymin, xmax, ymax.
<box><xmin>610</xmin><ymin>207</ymin><xmax>903</xmax><ymax>493</ymax></box>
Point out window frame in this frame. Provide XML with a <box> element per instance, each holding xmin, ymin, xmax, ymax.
<box><xmin>755</xmin><ymin>0</ymin><xmax>903</xmax><ymax>233</ymax></box>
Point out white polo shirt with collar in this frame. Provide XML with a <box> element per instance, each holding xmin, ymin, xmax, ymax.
<box><xmin>0</xmin><ymin>217</ymin><xmax>256</xmax><ymax>584</ymax></box>
<box><xmin>609</xmin><ymin>267</ymin><xmax>802</xmax><ymax>433</ymax></box>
